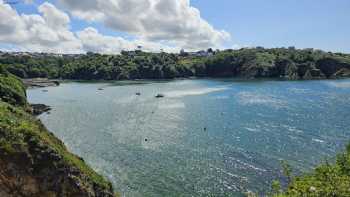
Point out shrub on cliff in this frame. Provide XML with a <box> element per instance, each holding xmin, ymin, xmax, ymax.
<box><xmin>0</xmin><ymin>101</ymin><xmax>115</xmax><ymax>196</ymax></box>
<box><xmin>273</xmin><ymin>143</ymin><xmax>350</xmax><ymax>197</ymax></box>
<box><xmin>0</xmin><ymin>65</ymin><xmax>27</xmax><ymax>107</ymax></box>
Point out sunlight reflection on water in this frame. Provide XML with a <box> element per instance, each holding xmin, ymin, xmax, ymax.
<box><xmin>27</xmin><ymin>79</ymin><xmax>350</xmax><ymax>196</ymax></box>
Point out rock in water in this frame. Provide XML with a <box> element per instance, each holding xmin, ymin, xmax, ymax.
<box><xmin>31</xmin><ymin>104</ymin><xmax>51</xmax><ymax>116</ymax></box>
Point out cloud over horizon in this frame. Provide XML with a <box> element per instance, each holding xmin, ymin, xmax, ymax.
<box><xmin>0</xmin><ymin>1</ymin><xmax>82</xmax><ymax>53</ymax></box>
<box><xmin>0</xmin><ymin>0</ymin><xmax>230</xmax><ymax>53</ymax></box>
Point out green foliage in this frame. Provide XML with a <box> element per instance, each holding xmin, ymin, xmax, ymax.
<box><xmin>281</xmin><ymin>160</ymin><xmax>293</xmax><ymax>183</ymax></box>
<box><xmin>2</xmin><ymin>48</ymin><xmax>349</xmax><ymax>81</ymax></box>
<box><xmin>0</xmin><ymin>70</ymin><xmax>114</xmax><ymax>192</ymax></box>
<box><xmin>0</xmin><ymin>65</ymin><xmax>27</xmax><ymax>107</ymax></box>
<box><xmin>0</xmin><ymin>101</ymin><xmax>112</xmax><ymax>190</ymax></box>
<box><xmin>274</xmin><ymin>143</ymin><xmax>350</xmax><ymax>197</ymax></box>
<box><xmin>271</xmin><ymin>180</ymin><xmax>282</xmax><ymax>193</ymax></box>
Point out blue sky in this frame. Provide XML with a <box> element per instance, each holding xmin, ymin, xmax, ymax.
<box><xmin>1</xmin><ymin>0</ymin><xmax>349</xmax><ymax>53</ymax></box>
<box><xmin>192</xmin><ymin>0</ymin><xmax>350</xmax><ymax>52</ymax></box>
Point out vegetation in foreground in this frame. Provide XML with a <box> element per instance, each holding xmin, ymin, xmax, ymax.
<box><xmin>264</xmin><ymin>144</ymin><xmax>350</xmax><ymax>197</ymax></box>
<box><xmin>0</xmin><ymin>65</ymin><xmax>116</xmax><ymax>196</ymax></box>
<box><xmin>243</xmin><ymin>143</ymin><xmax>350</xmax><ymax>197</ymax></box>
<box><xmin>1</xmin><ymin>47</ymin><xmax>350</xmax><ymax>81</ymax></box>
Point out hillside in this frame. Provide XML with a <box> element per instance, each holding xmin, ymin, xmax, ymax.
<box><xmin>1</xmin><ymin>47</ymin><xmax>350</xmax><ymax>81</ymax></box>
<box><xmin>0</xmin><ymin>65</ymin><xmax>116</xmax><ymax>197</ymax></box>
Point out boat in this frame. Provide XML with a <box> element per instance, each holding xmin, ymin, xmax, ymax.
<box><xmin>155</xmin><ymin>94</ymin><xmax>165</xmax><ymax>98</ymax></box>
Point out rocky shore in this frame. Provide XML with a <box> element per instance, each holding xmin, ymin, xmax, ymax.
<box><xmin>30</xmin><ymin>104</ymin><xmax>52</xmax><ymax>116</ymax></box>
<box><xmin>22</xmin><ymin>78</ymin><xmax>60</xmax><ymax>88</ymax></box>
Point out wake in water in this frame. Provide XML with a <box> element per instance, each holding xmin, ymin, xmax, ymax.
<box><xmin>164</xmin><ymin>87</ymin><xmax>228</xmax><ymax>98</ymax></box>
<box><xmin>326</xmin><ymin>81</ymin><xmax>350</xmax><ymax>88</ymax></box>
<box><xmin>236</xmin><ymin>91</ymin><xmax>287</xmax><ymax>108</ymax></box>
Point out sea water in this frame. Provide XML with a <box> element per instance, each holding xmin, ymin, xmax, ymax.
<box><xmin>27</xmin><ymin>79</ymin><xmax>350</xmax><ymax>196</ymax></box>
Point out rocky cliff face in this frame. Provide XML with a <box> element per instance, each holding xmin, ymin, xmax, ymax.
<box><xmin>0</xmin><ymin>66</ymin><xmax>116</xmax><ymax>197</ymax></box>
<box><xmin>203</xmin><ymin>49</ymin><xmax>350</xmax><ymax>80</ymax></box>
<box><xmin>0</xmin><ymin>129</ymin><xmax>113</xmax><ymax>197</ymax></box>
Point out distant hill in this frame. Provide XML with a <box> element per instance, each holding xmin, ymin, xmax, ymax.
<box><xmin>1</xmin><ymin>47</ymin><xmax>350</xmax><ymax>81</ymax></box>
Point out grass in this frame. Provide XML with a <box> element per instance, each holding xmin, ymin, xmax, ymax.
<box><xmin>0</xmin><ymin>68</ymin><xmax>28</xmax><ymax>107</ymax></box>
<box><xmin>0</xmin><ymin>65</ymin><xmax>115</xmax><ymax>193</ymax></box>
<box><xmin>0</xmin><ymin>99</ymin><xmax>112</xmax><ymax>191</ymax></box>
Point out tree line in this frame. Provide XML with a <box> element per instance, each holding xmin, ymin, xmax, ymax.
<box><xmin>1</xmin><ymin>47</ymin><xmax>349</xmax><ymax>80</ymax></box>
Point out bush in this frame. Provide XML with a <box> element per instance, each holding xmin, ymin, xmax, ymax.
<box><xmin>0</xmin><ymin>65</ymin><xmax>27</xmax><ymax>107</ymax></box>
<box><xmin>274</xmin><ymin>143</ymin><xmax>350</xmax><ymax>197</ymax></box>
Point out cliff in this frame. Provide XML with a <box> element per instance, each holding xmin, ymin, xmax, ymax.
<box><xmin>0</xmin><ymin>65</ymin><xmax>116</xmax><ymax>197</ymax></box>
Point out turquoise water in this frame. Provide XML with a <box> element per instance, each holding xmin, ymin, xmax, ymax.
<box><xmin>27</xmin><ymin>79</ymin><xmax>350</xmax><ymax>196</ymax></box>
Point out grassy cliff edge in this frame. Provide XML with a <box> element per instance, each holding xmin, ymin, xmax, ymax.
<box><xmin>0</xmin><ymin>65</ymin><xmax>116</xmax><ymax>197</ymax></box>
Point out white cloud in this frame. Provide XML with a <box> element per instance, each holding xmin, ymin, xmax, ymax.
<box><xmin>0</xmin><ymin>0</ymin><xmax>230</xmax><ymax>53</ymax></box>
<box><xmin>77</xmin><ymin>27</ymin><xmax>179</xmax><ymax>54</ymax></box>
<box><xmin>58</xmin><ymin>0</ymin><xmax>231</xmax><ymax>50</ymax></box>
<box><xmin>38</xmin><ymin>2</ymin><xmax>70</xmax><ymax>30</ymax></box>
<box><xmin>77</xmin><ymin>27</ymin><xmax>135</xmax><ymax>54</ymax></box>
<box><xmin>0</xmin><ymin>1</ymin><xmax>156</xmax><ymax>54</ymax></box>
<box><xmin>0</xmin><ymin>1</ymin><xmax>82</xmax><ymax>53</ymax></box>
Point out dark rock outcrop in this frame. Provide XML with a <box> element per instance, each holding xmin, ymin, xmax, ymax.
<box><xmin>276</xmin><ymin>59</ymin><xmax>299</xmax><ymax>80</ymax></box>
<box><xmin>333</xmin><ymin>68</ymin><xmax>350</xmax><ymax>78</ymax></box>
<box><xmin>302</xmin><ymin>69</ymin><xmax>325</xmax><ymax>80</ymax></box>
<box><xmin>30</xmin><ymin>104</ymin><xmax>51</xmax><ymax>116</ymax></box>
<box><xmin>0</xmin><ymin>136</ymin><xmax>114</xmax><ymax>197</ymax></box>
<box><xmin>316</xmin><ymin>57</ymin><xmax>350</xmax><ymax>78</ymax></box>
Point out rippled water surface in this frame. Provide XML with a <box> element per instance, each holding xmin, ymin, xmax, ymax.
<box><xmin>27</xmin><ymin>79</ymin><xmax>350</xmax><ymax>196</ymax></box>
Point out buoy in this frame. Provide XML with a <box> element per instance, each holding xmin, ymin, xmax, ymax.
<box><xmin>145</xmin><ymin>138</ymin><xmax>148</xmax><ymax>142</ymax></box>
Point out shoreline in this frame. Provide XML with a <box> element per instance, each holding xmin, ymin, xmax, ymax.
<box><xmin>23</xmin><ymin>75</ymin><xmax>350</xmax><ymax>86</ymax></box>
<box><xmin>22</xmin><ymin>78</ymin><xmax>61</xmax><ymax>88</ymax></box>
